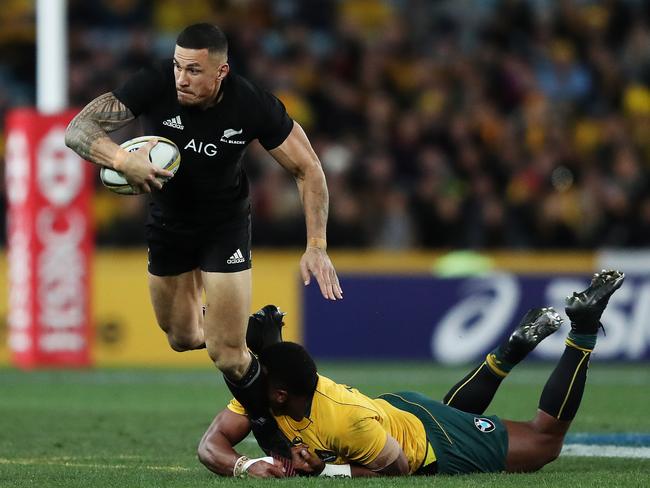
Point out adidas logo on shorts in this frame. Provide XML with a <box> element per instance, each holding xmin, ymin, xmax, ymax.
<box><xmin>162</xmin><ymin>115</ymin><xmax>184</xmax><ymax>130</ymax></box>
<box><xmin>227</xmin><ymin>249</ymin><xmax>245</xmax><ymax>265</ymax></box>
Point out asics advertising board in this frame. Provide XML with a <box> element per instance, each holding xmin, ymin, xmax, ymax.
<box><xmin>304</xmin><ymin>274</ymin><xmax>648</xmax><ymax>362</ymax></box>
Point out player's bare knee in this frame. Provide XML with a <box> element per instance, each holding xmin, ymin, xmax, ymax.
<box><xmin>168</xmin><ymin>338</ymin><xmax>192</xmax><ymax>352</ymax></box>
<box><xmin>211</xmin><ymin>356</ymin><xmax>247</xmax><ymax>378</ymax></box>
<box><xmin>167</xmin><ymin>331</ymin><xmax>201</xmax><ymax>352</ymax></box>
<box><xmin>207</xmin><ymin>343</ymin><xmax>248</xmax><ymax>377</ymax></box>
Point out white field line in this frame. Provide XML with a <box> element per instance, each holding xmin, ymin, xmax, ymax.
<box><xmin>0</xmin><ymin>457</ymin><xmax>191</xmax><ymax>471</ymax></box>
<box><xmin>561</xmin><ymin>444</ymin><xmax>650</xmax><ymax>459</ymax></box>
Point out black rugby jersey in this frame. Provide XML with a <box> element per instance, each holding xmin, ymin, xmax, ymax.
<box><xmin>113</xmin><ymin>59</ymin><xmax>294</xmax><ymax>224</ymax></box>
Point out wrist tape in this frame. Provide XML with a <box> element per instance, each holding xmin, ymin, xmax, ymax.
<box><xmin>319</xmin><ymin>463</ymin><xmax>352</xmax><ymax>477</ymax></box>
<box><xmin>233</xmin><ymin>456</ymin><xmax>274</xmax><ymax>477</ymax></box>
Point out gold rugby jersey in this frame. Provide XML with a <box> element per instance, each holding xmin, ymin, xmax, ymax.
<box><xmin>227</xmin><ymin>374</ymin><xmax>430</xmax><ymax>473</ymax></box>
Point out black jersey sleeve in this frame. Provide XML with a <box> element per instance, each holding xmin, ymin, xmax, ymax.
<box><xmin>255</xmin><ymin>90</ymin><xmax>294</xmax><ymax>150</ymax></box>
<box><xmin>112</xmin><ymin>63</ymin><xmax>166</xmax><ymax>117</ymax></box>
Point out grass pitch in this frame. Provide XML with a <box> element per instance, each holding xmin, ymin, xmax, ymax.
<box><xmin>1</xmin><ymin>362</ymin><xmax>649</xmax><ymax>487</ymax></box>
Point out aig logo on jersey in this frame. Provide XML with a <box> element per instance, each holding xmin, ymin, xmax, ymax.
<box><xmin>474</xmin><ymin>417</ymin><xmax>496</xmax><ymax>433</ymax></box>
<box><xmin>184</xmin><ymin>139</ymin><xmax>217</xmax><ymax>156</ymax></box>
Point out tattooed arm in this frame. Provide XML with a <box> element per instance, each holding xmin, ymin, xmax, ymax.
<box><xmin>65</xmin><ymin>92</ymin><xmax>171</xmax><ymax>192</ymax></box>
<box><xmin>65</xmin><ymin>92</ymin><xmax>135</xmax><ymax>169</ymax></box>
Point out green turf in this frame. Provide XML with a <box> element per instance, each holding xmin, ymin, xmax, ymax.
<box><xmin>1</xmin><ymin>362</ymin><xmax>649</xmax><ymax>487</ymax></box>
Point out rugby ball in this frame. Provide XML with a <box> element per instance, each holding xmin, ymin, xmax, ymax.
<box><xmin>100</xmin><ymin>136</ymin><xmax>181</xmax><ymax>195</ymax></box>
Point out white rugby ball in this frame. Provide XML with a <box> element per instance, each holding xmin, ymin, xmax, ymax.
<box><xmin>100</xmin><ymin>136</ymin><xmax>181</xmax><ymax>195</ymax></box>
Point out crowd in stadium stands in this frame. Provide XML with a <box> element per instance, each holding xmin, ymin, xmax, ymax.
<box><xmin>1</xmin><ymin>0</ymin><xmax>649</xmax><ymax>249</ymax></box>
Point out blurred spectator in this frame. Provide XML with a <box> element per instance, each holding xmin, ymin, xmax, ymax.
<box><xmin>2</xmin><ymin>0</ymin><xmax>650</xmax><ymax>249</ymax></box>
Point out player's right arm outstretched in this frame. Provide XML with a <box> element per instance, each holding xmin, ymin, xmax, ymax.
<box><xmin>198</xmin><ymin>409</ymin><xmax>287</xmax><ymax>478</ymax></box>
<box><xmin>64</xmin><ymin>92</ymin><xmax>172</xmax><ymax>193</ymax></box>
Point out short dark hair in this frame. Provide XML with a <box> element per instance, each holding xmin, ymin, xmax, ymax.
<box><xmin>176</xmin><ymin>23</ymin><xmax>228</xmax><ymax>56</ymax></box>
<box><xmin>259</xmin><ymin>342</ymin><xmax>318</xmax><ymax>396</ymax></box>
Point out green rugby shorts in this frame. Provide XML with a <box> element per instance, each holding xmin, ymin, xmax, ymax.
<box><xmin>378</xmin><ymin>391</ymin><xmax>508</xmax><ymax>475</ymax></box>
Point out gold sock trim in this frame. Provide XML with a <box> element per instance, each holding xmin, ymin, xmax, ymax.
<box><xmin>565</xmin><ymin>338</ymin><xmax>594</xmax><ymax>353</ymax></box>
<box><xmin>557</xmin><ymin>350</ymin><xmax>590</xmax><ymax>419</ymax></box>
<box><xmin>446</xmin><ymin>362</ymin><xmax>489</xmax><ymax>406</ymax></box>
<box><xmin>485</xmin><ymin>354</ymin><xmax>508</xmax><ymax>378</ymax></box>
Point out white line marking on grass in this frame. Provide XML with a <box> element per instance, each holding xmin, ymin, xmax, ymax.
<box><xmin>561</xmin><ymin>444</ymin><xmax>650</xmax><ymax>459</ymax></box>
<box><xmin>0</xmin><ymin>457</ymin><xmax>191</xmax><ymax>471</ymax></box>
<box><xmin>11</xmin><ymin>454</ymin><xmax>143</xmax><ymax>462</ymax></box>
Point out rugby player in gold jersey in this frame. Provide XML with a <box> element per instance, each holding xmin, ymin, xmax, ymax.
<box><xmin>198</xmin><ymin>270</ymin><xmax>623</xmax><ymax>478</ymax></box>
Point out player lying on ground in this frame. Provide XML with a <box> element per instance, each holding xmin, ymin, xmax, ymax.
<box><xmin>197</xmin><ymin>270</ymin><xmax>625</xmax><ymax>478</ymax></box>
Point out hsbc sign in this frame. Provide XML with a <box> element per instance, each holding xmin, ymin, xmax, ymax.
<box><xmin>36</xmin><ymin>208</ymin><xmax>86</xmax><ymax>345</ymax></box>
<box><xmin>5</xmin><ymin>109</ymin><xmax>93</xmax><ymax>368</ymax></box>
<box><xmin>37</xmin><ymin>127</ymin><xmax>84</xmax><ymax>206</ymax></box>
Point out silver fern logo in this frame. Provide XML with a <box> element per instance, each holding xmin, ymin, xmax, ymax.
<box><xmin>220</xmin><ymin>128</ymin><xmax>245</xmax><ymax>144</ymax></box>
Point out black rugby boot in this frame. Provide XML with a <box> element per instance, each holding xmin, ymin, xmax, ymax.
<box><xmin>445</xmin><ymin>307</ymin><xmax>562</xmax><ymax>414</ymax></box>
<box><xmin>496</xmin><ymin>307</ymin><xmax>563</xmax><ymax>365</ymax></box>
<box><xmin>565</xmin><ymin>270</ymin><xmax>625</xmax><ymax>334</ymax></box>
<box><xmin>246</xmin><ymin>305</ymin><xmax>286</xmax><ymax>356</ymax></box>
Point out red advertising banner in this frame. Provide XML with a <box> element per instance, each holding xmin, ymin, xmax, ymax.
<box><xmin>5</xmin><ymin>108</ymin><xmax>93</xmax><ymax>368</ymax></box>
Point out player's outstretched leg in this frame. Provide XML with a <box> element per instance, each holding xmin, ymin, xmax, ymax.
<box><xmin>538</xmin><ymin>270</ymin><xmax>624</xmax><ymax>420</ymax></box>
<box><xmin>504</xmin><ymin>270</ymin><xmax>625</xmax><ymax>472</ymax></box>
<box><xmin>444</xmin><ymin>307</ymin><xmax>562</xmax><ymax>414</ymax></box>
<box><xmin>246</xmin><ymin>305</ymin><xmax>286</xmax><ymax>356</ymax></box>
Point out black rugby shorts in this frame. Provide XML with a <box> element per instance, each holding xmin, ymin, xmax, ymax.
<box><xmin>145</xmin><ymin>214</ymin><xmax>252</xmax><ymax>276</ymax></box>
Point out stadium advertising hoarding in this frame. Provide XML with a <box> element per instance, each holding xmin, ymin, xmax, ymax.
<box><xmin>1</xmin><ymin>249</ymin><xmax>645</xmax><ymax>366</ymax></box>
<box><xmin>5</xmin><ymin>109</ymin><xmax>93</xmax><ymax>368</ymax></box>
<box><xmin>304</xmin><ymin>273</ymin><xmax>650</xmax><ymax>362</ymax></box>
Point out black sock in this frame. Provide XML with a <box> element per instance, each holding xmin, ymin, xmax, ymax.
<box><xmin>223</xmin><ymin>355</ymin><xmax>291</xmax><ymax>457</ymax></box>
<box><xmin>443</xmin><ymin>361</ymin><xmax>504</xmax><ymax>415</ymax></box>
<box><xmin>223</xmin><ymin>354</ymin><xmax>268</xmax><ymax>420</ymax></box>
<box><xmin>538</xmin><ymin>338</ymin><xmax>593</xmax><ymax>421</ymax></box>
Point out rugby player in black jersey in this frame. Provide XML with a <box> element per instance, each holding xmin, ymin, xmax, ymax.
<box><xmin>65</xmin><ymin>23</ymin><xmax>342</xmax><ymax>455</ymax></box>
